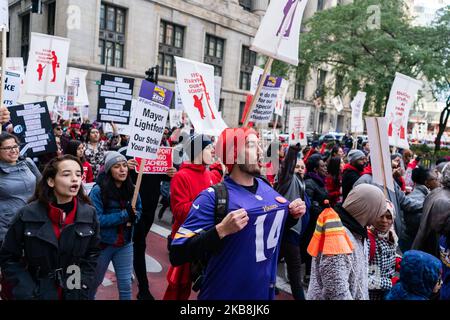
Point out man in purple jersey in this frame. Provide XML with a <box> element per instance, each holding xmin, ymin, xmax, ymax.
<box><xmin>170</xmin><ymin>127</ymin><xmax>306</xmax><ymax>300</ymax></box>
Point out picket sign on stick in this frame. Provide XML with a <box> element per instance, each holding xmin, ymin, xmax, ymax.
<box><xmin>131</xmin><ymin>159</ymin><xmax>145</xmax><ymax>216</ymax></box>
<box><xmin>243</xmin><ymin>57</ymin><xmax>274</xmax><ymax>127</ymax></box>
<box><xmin>0</xmin><ymin>28</ymin><xmax>6</xmax><ymax>133</ymax></box>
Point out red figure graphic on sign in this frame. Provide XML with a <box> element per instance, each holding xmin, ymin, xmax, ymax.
<box><xmin>399</xmin><ymin>125</ymin><xmax>405</xmax><ymax>139</ymax></box>
<box><xmin>51</xmin><ymin>51</ymin><xmax>59</xmax><ymax>83</ymax></box>
<box><xmin>37</xmin><ymin>64</ymin><xmax>46</xmax><ymax>81</ymax></box>
<box><xmin>276</xmin><ymin>0</ymin><xmax>300</xmax><ymax>37</ymax></box>
<box><xmin>198</xmin><ymin>75</ymin><xmax>216</xmax><ymax>120</ymax></box>
<box><xmin>193</xmin><ymin>94</ymin><xmax>205</xmax><ymax>119</ymax></box>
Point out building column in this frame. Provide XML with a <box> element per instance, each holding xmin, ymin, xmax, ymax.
<box><xmin>251</xmin><ymin>0</ymin><xmax>269</xmax><ymax>16</ymax></box>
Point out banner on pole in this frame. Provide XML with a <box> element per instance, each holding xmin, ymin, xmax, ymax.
<box><xmin>351</xmin><ymin>91</ymin><xmax>366</xmax><ymax>133</ymax></box>
<box><xmin>9</xmin><ymin>101</ymin><xmax>57</xmax><ymax>157</ymax></box>
<box><xmin>175</xmin><ymin>57</ymin><xmax>227</xmax><ymax>136</ymax></box>
<box><xmin>24</xmin><ymin>33</ymin><xmax>70</xmax><ymax>96</ymax></box>
<box><xmin>366</xmin><ymin>117</ymin><xmax>395</xmax><ymax>192</ymax></box>
<box><xmin>66</xmin><ymin>68</ymin><xmax>90</xmax><ymax>106</ymax></box>
<box><xmin>251</xmin><ymin>0</ymin><xmax>308</xmax><ymax>66</ymax></box>
<box><xmin>289</xmin><ymin>107</ymin><xmax>310</xmax><ymax>146</ymax></box>
<box><xmin>274</xmin><ymin>79</ymin><xmax>289</xmax><ymax>117</ymax></box>
<box><xmin>385</xmin><ymin>72</ymin><xmax>422</xmax><ymax>150</ymax></box>
<box><xmin>249</xmin><ymin>76</ymin><xmax>282</xmax><ymax>123</ymax></box>
<box><xmin>332</xmin><ymin>96</ymin><xmax>344</xmax><ymax>113</ymax></box>
<box><xmin>97</xmin><ymin>74</ymin><xmax>135</xmax><ymax>124</ymax></box>
<box><xmin>134</xmin><ymin>147</ymin><xmax>173</xmax><ymax>174</ymax></box>
<box><xmin>126</xmin><ymin>81</ymin><xmax>173</xmax><ymax>160</ymax></box>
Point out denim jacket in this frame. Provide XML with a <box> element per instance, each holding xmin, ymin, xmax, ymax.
<box><xmin>89</xmin><ymin>185</ymin><xmax>141</xmax><ymax>245</ymax></box>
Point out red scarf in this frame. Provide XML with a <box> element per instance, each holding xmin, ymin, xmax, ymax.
<box><xmin>343</xmin><ymin>163</ymin><xmax>363</xmax><ymax>176</ymax></box>
<box><xmin>47</xmin><ymin>198</ymin><xmax>77</xmax><ymax>240</ymax></box>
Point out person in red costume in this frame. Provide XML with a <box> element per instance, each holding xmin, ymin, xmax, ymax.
<box><xmin>163</xmin><ymin>133</ymin><xmax>224</xmax><ymax>300</ymax></box>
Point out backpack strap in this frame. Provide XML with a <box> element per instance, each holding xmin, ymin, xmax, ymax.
<box><xmin>212</xmin><ymin>182</ymin><xmax>229</xmax><ymax>225</ymax></box>
<box><xmin>368</xmin><ymin>229</ymin><xmax>376</xmax><ymax>263</ymax></box>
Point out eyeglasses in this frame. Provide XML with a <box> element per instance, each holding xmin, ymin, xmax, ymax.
<box><xmin>0</xmin><ymin>145</ymin><xmax>20</xmax><ymax>152</ymax></box>
<box><xmin>55</xmin><ymin>127</ymin><xmax>62</xmax><ymax>131</ymax></box>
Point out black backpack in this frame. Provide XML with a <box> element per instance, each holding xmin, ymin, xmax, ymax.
<box><xmin>191</xmin><ymin>182</ymin><xmax>229</xmax><ymax>292</ymax></box>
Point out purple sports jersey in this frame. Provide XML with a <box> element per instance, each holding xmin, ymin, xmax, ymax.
<box><xmin>172</xmin><ymin>176</ymin><xmax>291</xmax><ymax>300</ymax></box>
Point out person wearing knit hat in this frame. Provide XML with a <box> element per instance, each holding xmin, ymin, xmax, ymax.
<box><xmin>183</xmin><ymin>133</ymin><xmax>213</xmax><ymax>163</ymax></box>
<box><xmin>342</xmin><ymin>149</ymin><xmax>367</xmax><ymax>202</ymax></box>
<box><xmin>104</xmin><ymin>151</ymin><xmax>127</xmax><ymax>174</ymax></box>
<box><xmin>307</xmin><ymin>184</ymin><xmax>388</xmax><ymax>300</ymax></box>
<box><xmin>169</xmin><ymin>127</ymin><xmax>307</xmax><ymax>300</ymax></box>
<box><xmin>89</xmin><ymin>150</ymin><xmax>142</xmax><ymax>300</ymax></box>
<box><xmin>163</xmin><ymin>132</ymin><xmax>223</xmax><ymax>300</ymax></box>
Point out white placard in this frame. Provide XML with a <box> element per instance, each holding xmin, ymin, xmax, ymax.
<box><xmin>366</xmin><ymin>117</ymin><xmax>395</xmax><ymax>192</ymax></box>
<box><xmin>351</xmin><ymin>91</ymin><xmax>366</xmax><ymax>133</ymax></box>
<box><xmin>66</xmin><ymin>68</ymin><xmax>90</xmax><ymax>106</ymax></box>
<box><xmin>24</xmin><ymin>33</ymin><xmax>71</xmax><ymax>96</ymax></box>
<box><xmin>4</xmin><ymin>71</ymin><xmax>21</xmax><ymax>107</ymax></box>
<box><xmin>385</xmin><ymin>72</ymin><xmax>422</xmax><ymax>150</ymax></box>
<box><xmin>274</xmin><ymin>79</ymin><xmax>289</xmax><ymax>117</ymax></box>
<box><xmin>249</xmin><ymin>76</ymin><xmax>283</xmax><ymax>123</ymax></box>
<box><xmin>289</xmin><ymin>107</ymin><xmax>310</xmax><ymax>146</ymax></box>
<box><xmin>251</xmin><ymin>0</ymin><xmax>309</xmax><ymax>66</ymax></box>
<box><xmin>175</xmin><ymin>57</ymin><xmax>227</xmax><ymax>136</ymax></box>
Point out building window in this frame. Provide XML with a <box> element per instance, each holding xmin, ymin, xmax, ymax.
<box><xmin>335</xmin><ymin>74</ymin><xmax>343</xmax><ymax>96</ymax></box>
<box><xmin>240</xmin><ymin>46</ymin><xmax>257</xmax><ymax>90</ymax></box>
<box><xmin>99</xmin><ymin>3</ymin><xmax>126</xmax><ymax>68</ymax></box>
<box><xmin>317</xmin><ymin>69</ymin><xmax>327</xmax><ymax>91</ymax></box>
<box><xmin>47</xmin><ymin>1</ymin><xmax>56</xmax><ymax>35</ymax></box>
<box><xmin>295</xmin><ymin>82</ymin><xmax>305</xmax><ymax>100</ymax></box>
<box><xmin>158</xmin><ymin>21</ymin><xmax>185</xmax><ymax>77</ymax></box>
<box><xmin>317</xmin><ymin>0</ymin><xmax>324</xmax><ymax>11</ymax></box>
<box><xmin>239</xmin><ymin>0</ymin><xmax>252</xmax><ymax>12</ymax></box>
<box><xmin>295</xmin><ymin>65</ymin><xmax>306</xmax><ymax>100</ymax></box>
<box><xmin>219</xmin><ymin>98</ymin><xmax>224</xmax><ymax>112</ymax></box>
<box><xmin>21</xmin><ymin>13</ymin><xmax>30</xmax><ymax>65</ymax></box>
<box><xmin>204</xmin><ymin>35</ymin><xmax>225</xmax><ymax>77</ymax></box>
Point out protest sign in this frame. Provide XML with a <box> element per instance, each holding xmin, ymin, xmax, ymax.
<box><xmin>351</xmin><ymin>91</ymin><xmax>366</xmax><ymax>133</ymax></box>
<box><xmin>126</xmin><ymin>80</ymin><xmax>173</xmax><ymax>160</ymax></box>
<box><xmin>0</xmin><ymin>0</ymin><xmax>8</xmax><ymax>31</ymax></box>
<box><xmin>97</xmin><ymin>74</ymin><xmax>135</xmax><ymax>124</ymax></box>
<box><xmin>250</xmin><ymin>66</ymin><xmax>265</xmax><ymax>95</ymax></box>
<box><xmin>366</xmin><ymin>117</ymin><xmax>395</xmax><ymax>194</ymax></box>
<box><xmin>174</xmin><ymin>81</ymin><xmax>184</xmax><ymax>111</ymax></box>
<box><xmin>9</xmin><ymin>101</ymin><xmax>57</xmax><ymax>157</ymax></box>
<box><xmin>175</xmin><ymin>57</ymin><xmax>227</xmax><ymax>136</ymax></box>
<box><xmin>249</xmin><ymin>75</ymin><xmax>282</xmax><ymax>123</ymax></box>
<box><xmin>24</xmin><ymin>33</ymin><xmax>70</xmax><ymax>96</ymax></box>
<box><xmin>332</xmin><ymin>96</ymin><xmax>344</xmax><ymax>113</ymax></box>
<box><xmin>170</xmin><ymin>109</ymin><xmax>183</xmax><ymax>128</ymax></box>
<box><xmin>385</xmin><ymin>73</ymin><xmax>422</xmax><ymax>150</ymax></box>
<box><xmin>134</xmin><ymin>147</ymin><xmax>173</xmax><ymax>175</ymax></box>
<box><xmin>288</xmin><ymin>107</ymin><xmax>310</xmax><ymax>146</ymax></box>
<box><xmin>274</xmin><ymin>79</ymin><xmax>289</xmax><ymax>117</ymax></box>
<box><xmin>66</xmin><ymin>68</ymin><xmax>89</xmax><ymax>106</ymax></box>
<box><xmin>251</xmin><ymin>0</ymin><xmax>308</xmax><ymax>66</ymax></box>
<box><xmin>3</xmin><ymin>71</ymin><xmax>21</xmax><ymax>107</ymax></box>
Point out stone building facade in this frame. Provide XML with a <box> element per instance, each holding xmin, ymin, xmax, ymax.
<box><xmin>8</xmin><ymin>0</ymin><xmax>352</xmax><ymax>133</ymax></box>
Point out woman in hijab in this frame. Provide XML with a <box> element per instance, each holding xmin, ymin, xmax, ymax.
<box><xmin>306</xmin><ymin>184</ymin><xmax>388</xmax><ymax>300</ymax></box>
<box><xmin>367</xmin><ymin>200</ymin><xmax>399</xmax><ymax>300</ymax></box>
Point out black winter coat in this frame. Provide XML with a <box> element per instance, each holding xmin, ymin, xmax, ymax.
<box><xmin>342</xmin><ymin>168</ymin><xmax>362</xmax><ymax>202</ymax></box>
<box><xmin>0</xmin><ymin>200</ymin><xmax>100</xmax><ymax>300</ymax></box>
<box><xmin>304</xmin><ymin>174</ymin><xmax>328</xmax><ymax>219</ymax></box>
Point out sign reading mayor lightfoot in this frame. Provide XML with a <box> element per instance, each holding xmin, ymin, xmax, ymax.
<box><xmin>126</xmin><ymin>80</ymin><xmax>173</xmax><ymax>160</ymax></box>
<box><xmin>9</xmin><ymin>101</ymin><xmax>57</xmax><ymax>157</ymax></box>
<box><xmin>97</xmin><ymin>74</ymin><xmax>135</xmax><ymax>124</ymax></box>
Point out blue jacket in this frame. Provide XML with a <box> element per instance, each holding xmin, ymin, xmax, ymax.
<box><xmin>89</xmin><ymin>185</ymin><xmax>142</xmax><ymax>245</ymax></box>
<box><xmin>440</xmin><ymin>236</ymin><xmax>450</xmax><ymax>300</ymax></box>
<box><xmin>386</xmin><ymin>250</ymin><xmax>442</xmax><ymax>300</ymax></box>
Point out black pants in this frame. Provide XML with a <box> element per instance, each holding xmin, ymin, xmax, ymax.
<box><xmin>300</xmin><ymin>210</ymin><xmax>320</xmax><ymax>278</ymax></box>
<box><xmin>133</xmin><ymin>196</ymin><xmax>159</xmax><ymax>293</ymax></box>
<box><xmin>280</xmin><ymin>240</ymin><xmax>305</xmax><ymax>300</ymax></box>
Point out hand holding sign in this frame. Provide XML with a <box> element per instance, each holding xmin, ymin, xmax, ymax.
<box><xmin>0</xmin><ymin>105</ymin><xmax>10</xmax><ymax>124</ymax></box>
